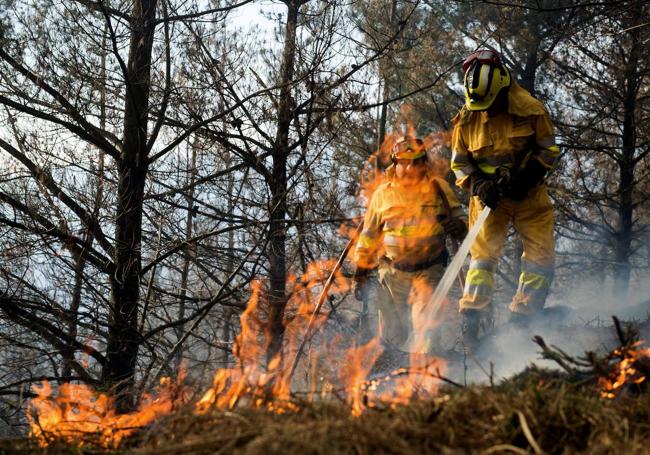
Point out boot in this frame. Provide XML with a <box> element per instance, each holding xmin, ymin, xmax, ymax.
<box><xmin>461</xmin><ymin>309</ymin><xmax>482</xmax><ymax>353</ymax></box>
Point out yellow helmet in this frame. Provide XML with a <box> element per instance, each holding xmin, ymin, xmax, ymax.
<box><xmin>463</xmin><ymin>54</ymin><xmax>511</xmax><ymax>111</ymax></box>
<box><xmin>391</xmin><ymin>136</ymin><xmax>426</xmax><ymax>161</ymax></box>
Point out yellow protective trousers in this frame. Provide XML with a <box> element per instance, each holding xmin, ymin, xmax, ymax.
<box><xmin>372</xmin><ymin>262</ymin><xmax>445</xmax><ymax>353</ymax></box>
<box><xmin>459</xmin><ymin>184</ymin><xmax>555</xmax><ymax>315</ymax></box>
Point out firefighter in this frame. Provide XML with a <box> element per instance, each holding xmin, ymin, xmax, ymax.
<box><xmin>353</xmin><ymin>135</ymin><xmax>468</xmax><ymax>352</ymax></box>
<box><xmin>450</xmin><ymin>49</ymin><xmax>560</xmax><ymax>348</ymax></box>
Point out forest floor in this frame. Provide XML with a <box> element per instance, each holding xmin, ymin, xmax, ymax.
<box><xmin>4</xmin><ymin>366</ymin><xmax>650</xmax><ymax>454</ymax></box>
<box><xmin>3</xmin><ymin>306</ymin><xmax>650</xmax><ymax>454</ymax></box>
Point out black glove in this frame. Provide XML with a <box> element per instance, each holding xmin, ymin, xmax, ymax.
<box><xmin>508</xmin><ymin>159</ymin><xmax>547</xmax><ymax>201</ymax></box>
<box><xmin>442</xmin><ymin>218</ymin><xmax>468</xmax><ymax>240</ymax></box>
<box><xmin>471</xmin><ymin>173</ymin><xmax>501</xmax><ymax>209</ymax></box>
<box><xmin>353</xmin><ymin>268</ymin><xmax>371</xmax><ymax>301</ymax></box>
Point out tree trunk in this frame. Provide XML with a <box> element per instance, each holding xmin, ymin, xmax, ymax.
<box><xmin>102</xmin><ymin>0</ymin><xmax>157</xmax><ymax>412</ymax></box>
<box><xmin>266</xmin><ymin>0</ymin><xmax>300</xmax><ymax>365</ymax></box>
<box><xmin>222</xmin><ymin>309</ymin><xmax>232</xmax><ymax>366</ymax></box>
<box><xmin>175</xmin><ymin>140</ymin><xmax>198</xmax><ymax>371</ymax></box>
<box><xmin>376</xmin><ymin>0</ymin><xmax>397</xmax><ymax>149</ymax></box>
<box><xmin>613</xmin><ymin>5</ymin><xmax>641</xmax><ymax>297</ymax></box>
<box><xmin>519</xmin><ymin>38</ymin><xmax>540</xmax><ymax>95</ymax></box>
<box><xmin>518</xmin><ymin>6</ymin><xmax>541</xmax><ymax>96</ymax></box>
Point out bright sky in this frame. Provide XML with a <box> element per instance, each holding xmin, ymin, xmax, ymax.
<box><xmin>229</xmin><ymin>1</ymin><xmax>282</xmax><ymax>31</ymax></box>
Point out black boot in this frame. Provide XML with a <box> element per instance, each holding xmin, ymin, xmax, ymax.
<box><xmin>461</xmin><ymin>309</ymin><xmax>482</xmax><ymax>353</ymax></box>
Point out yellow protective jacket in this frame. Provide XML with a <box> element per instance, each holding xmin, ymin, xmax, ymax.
<box><xmin>353</xmin><ymin>169</ymin><xmax>465</xmax><ymax>269</ymax></box>
<box><xmin>450</xmin><ymin>81</ymin><xmax>560</xmax><ymax>188</ymax></box>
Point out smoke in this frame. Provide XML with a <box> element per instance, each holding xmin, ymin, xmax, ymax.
<box><xmin>550</xmin><ymin>272</ymin><xmax>650</xmax><ymax>322</ymax></box>
<box><xmin>322</xmin><ymin>259</ymin><xmax>650</xmax><ymax>394</ymax></box>
<box><xmin>455</xmin><ymin>272</ymin><xmax>650</xmax><ymax>385</ymax></box>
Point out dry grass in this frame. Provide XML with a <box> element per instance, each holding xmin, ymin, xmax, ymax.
<box><xmin>108</xmin><ymin>367</ymin><xmax>650</xmax><ymax>454</ymax></box>
<box><xmin>7</xmin><ymin>317</ymin><xmax>650</xmax><ymax>455</ymax></box>
<box><xmin>5</xmin><ymin>369</ymin><xmax>650</xmax><ymax>454</ymax></box>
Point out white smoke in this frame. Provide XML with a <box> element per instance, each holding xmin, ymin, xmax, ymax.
<box><xmin>454</xmin><ymin>270</ymin><xmax>650</xmax><ymax>385</ymax></box>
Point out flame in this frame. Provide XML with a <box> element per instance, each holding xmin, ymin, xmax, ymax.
<box><xmin>28</xmin><ymin>372</ymin><xmax>187</xmax><ymax>448</ymax></box>
<box><xmin>27</xmin><ymin>123</ymin><xmax>453</xmax><ymax>446</ymax></box>
<box><xmin>360</xmin><ymin>274</ymin><xmax>447</xmax><ymax>410</ymax></box>
<box><xmin>356</xmin><ymin>126</ymin><xmax>451</xmax><ymax>212</ymax></box>
<box><xmin>197</xmin><ymin>259</ymin><xmax>348</xmax><ymax>415</ymax></box>
<box><xmin>179</xmin><ymin>240</ymin><xmax>451</xmax><ymax>423</ymax></box>
<box><xmin>599</xmin><ymin>341</ymin><xmax>650</xmax><ymax>399</ymax></box>
<box><xmin>340</xmin><ymin>336</ymin><xmax>384</xmax><ymax>416</ymax></box>
<box><xmin>388</xmin><ymin>278</ymin><xmax>447</xmax><ymax>406</ymax></box>
<box><xmin>351</xmin><ymin>124</ymin><xmax>453</xmax><ymax>271</ymax></box>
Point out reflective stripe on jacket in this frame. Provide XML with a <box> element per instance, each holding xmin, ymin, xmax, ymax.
<box><xmin>451</xmin><ymin>81</ymin><xmax>560</xmax><ymax>189</ymax></box>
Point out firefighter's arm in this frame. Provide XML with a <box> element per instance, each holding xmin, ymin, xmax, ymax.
<box><xmin>353</xmin><ymin>191</ymin><xmax>383</xmax><ymax>271</ymax></box>
<box><xmin>352</xmin><ymin>192</ymin><xmax>383</xmax><ymax>301</ymax></box>
<box><xmin>507</xmin><ymin>113</ymin><xmax>559</xmax><ymax>201</ymax></box>
<box><xmin>532</xmin><ymin>112</ymin><xmax>560</xmax><ymax>171</ymax></box>
<box><xmin>450</xmin><ymin>121</ymin><xmax>478</xmax><ymax>191</ymax></box>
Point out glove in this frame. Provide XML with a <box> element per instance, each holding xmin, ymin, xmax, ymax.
<box><xmin>508</xmin><ymin>159</ymin><xmax>547</xmax><ymax>201</ymax></box>
<box><xmin>353</xmin><ymin>267</ymin><xmax>371</xmax><ymax>301</ymax></box>
<box><xmin>442</xmin><ymin>218</ymin><xmax>468</xmax><ymax>240</ymax></box>
<box><xmin>470</xmin><ymin>173</ymin><xmax>501</xmax><ymax>209</ymax></box>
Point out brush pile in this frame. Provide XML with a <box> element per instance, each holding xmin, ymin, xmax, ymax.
<box><xmin>534</xmin><ymin>316</ymin><xmax>650</xmax><ymax>398</ymax></box>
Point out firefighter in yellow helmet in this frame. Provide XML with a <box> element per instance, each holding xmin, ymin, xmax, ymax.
<box><xmin>451</xmin><ymin>49</ymin><xmax>560</xmax><ymax>348</ymax></box>
<box><xmin>353</xmin><ymin>136</ymin><xmax>468</xmax><ymax>352</ymax></box>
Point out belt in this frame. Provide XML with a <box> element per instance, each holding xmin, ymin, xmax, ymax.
<box><xmin>384</xmin><ymin>249</ymin><xmax>449</xmax><ymax>273</ymax></box>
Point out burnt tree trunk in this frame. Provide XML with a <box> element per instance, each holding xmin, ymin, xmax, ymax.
<box><xmin>376</xmin><ymin>0</ymin><xmax>397</xmax><ymax>149</ymax></box>
<box><xmin>613</xmin><ymin>4</ymin><xmax>641</xmax><ymax>297</ymax></box>
<box><xmin>102</xmin><ymin>0</ymin><xmax>157</xmax><ymax>412</ymax></box>
<box><xmin>266</xmin><ymin>0</ymin><xmax>301</xmax><ymax>365</ymax></box>
<box><xmin>518</xmin><ymin>16</ymin><xmax>540</xmax><ymax>97</ymax></box>
<box><xmin>175</xmin><ymin>140</ymin><xmax>198</xmax><ymax>371</ymax></box>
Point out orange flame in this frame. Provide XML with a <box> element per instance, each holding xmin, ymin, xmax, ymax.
<box><xmin>357</xmin><ymin>273</ymin><xmax>447</xmax><ymax>410</ymax></box>
<box><xmin>28</xmin><ymin>373</ymin><xmax>187</xmax><ymax>448</ymax></box>
<box><xmin>356</xmin><ymin>124</ymin><xmax>451</xmax><ymax>211</ymax></box>
<box><xmin>599</xmin><ymin>341</ymin><xmax>650</xmax><ymax>399</ymax></box>
<box><xmin>27</xmin><ymin>122</ymin><xmax>453</xmax><ymax>446</ymax></box>
<box><xmin>196</xmin><ymin>259</ymin><xmax>349</xmax><ymax>415</ymax></box>
<box><xmin>340</xmin><ymin>336</ymin><xmax>384</xmax><ymax>416</ymax></box>
<box><xmin>351</xmin><ymin>122</ymin><xmax>453</xmax><ymax>271</ymax></box>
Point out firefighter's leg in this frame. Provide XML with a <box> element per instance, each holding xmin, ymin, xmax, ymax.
<box><xmin>510</xmin><ymin>184</ymin><xmax>555</xmax><ymax>315</ymax></box>
<box><xmin>459</xmin><ymin>197</ymin><xmax>511</xmax><ymax>350</ymax></box>
<box><xmin>459</xmin><ymin>196</ymin><xmax>511</xmax><ymax>312</ymax></box>
<box><xmin>409</xmin><ymin>264</ymin><xmax>445</xmax><ymax>353</ymax></box>
<box><xmin>376</xmin><ymin>265</ymin><xmax>412</xmax><ymax>351</ymax></box>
